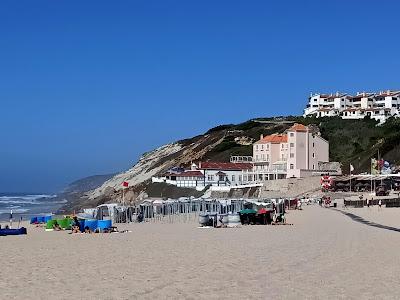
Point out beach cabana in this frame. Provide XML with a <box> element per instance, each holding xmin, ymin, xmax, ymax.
<box><xmin>239</xmin><ymin>209</ymin><xmax>257</xmax><ymax>225</ymax></box>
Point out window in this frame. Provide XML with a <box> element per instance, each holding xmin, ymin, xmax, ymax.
<box><xmin>239</xmin><ymin>175</ymin><xmax>242</xmax><ymax>182</ymax></box>
<box><xmin>290</xmin><ymin>143</ymin><xmax>294</xmax><ymax>147</ymax></box>
<box><xmin>312</xmin><ymin>164</ymin><xmax>315</xmax><ymax>170</ymax></box>
<box><xmin>312</xmin><ymin>142</ymin><xmax>315</xmax><ymax>147</ymax></box>
<box><xmin>232</xmin><ymin>175</ymin><xmax>235</xmax><ymax>182</ymax></box>
<box><xmin>290</xmin><ymin>132</ymin><xmax>294</xmax><ymax>137</ymax></box>
<box><xmin>262</xmin><ymin>154</ymin><xmax>265</xmax><ymax>161</ymax></box>
<box><xmin>256</xmin><ymin>145</ymin><xmax>259</xmax><ymax>150</ymax></box>
<box><xmin>290</xmin><ymin>164</ymin><xmax>294</xmax><ymax>170</ymax></box>
<box><xmin>290</xmin><ymin>153</ymin><xmax>294</xmax><ymax>158</ymax></box>
<box><xmin>261</xmin><ymin>144</ymin><xmax>264</xmax><ymax>150</ymax></box>
<box><xmin>207</xmin><ymin>175</ymin><xmax>214</xmax><ymax>181</ymax></box>
<box><xmin>256</xmin><ymin>155</ymin><xmax>259</xmax><ymax>161</ymax></box>
<box><xmin>267</xmin><ymin>154</ymin><xmax>269</xmax><ymax>161</ymax></box>
<box><xmin>312</xmin><ymin>153</ymin><xmax>315</xmax><ymax>158</ymax></box>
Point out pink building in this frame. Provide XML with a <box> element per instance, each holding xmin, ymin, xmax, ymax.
<box><xmin>253</xmin><ymin>134</ymin><xmax>288</xmax><ymax>173</ymax></box>
<box><xmin>251</xmin><ymin>124</ymin><xmax>330</xmax><ymax>179</ymax></box>
<box><xmin>286</xmin><ymin>124</ymin><xmax>329</xmax><ymax>178</ymax></box>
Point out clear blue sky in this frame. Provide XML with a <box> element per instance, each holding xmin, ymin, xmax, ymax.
<box><xmin>1</xmin><ymin>0</ymin><xmax>399</xmax><ymax>193</ymax></box>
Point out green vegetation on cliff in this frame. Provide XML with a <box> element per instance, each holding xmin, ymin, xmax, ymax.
<box><xmin>201</xmin><ymin>116</ymin><xmax>400</xmax><ymax>174</ymax></box>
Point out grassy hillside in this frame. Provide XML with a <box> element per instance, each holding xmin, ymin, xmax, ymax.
<box><xmin>199</xmin><ymin>116</ymin><xmax>400</xmax><ymax>174</ymax></box>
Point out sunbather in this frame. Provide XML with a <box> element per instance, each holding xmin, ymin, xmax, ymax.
<box><xmin>84</xmin><ymin>226</ymin><xmax>92</xmax><ymax>234</ymax></box>
<box><xmin>53</xmin><ymin>221</ymin><xmax>62</xmax><ymax>231</ymax></box>
<box><xmin>71</xmin><ymin>225</ymin><xmax>81</xmax><ymax>234</ymax></box>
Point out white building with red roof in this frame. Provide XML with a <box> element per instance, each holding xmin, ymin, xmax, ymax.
<box><xmin>304</xmin><ymin>90</ymin><xmax>400</xmax><ymax>123</ymax></box>
<box><xmin>152</xmin><ymin>161</ymin><xmax>253</xmax><ymax>189</ymax></box>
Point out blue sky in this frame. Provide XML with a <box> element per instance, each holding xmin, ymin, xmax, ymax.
<box><xmin>1</xmin><ymin>0</ymin><xmax>400</xmax><ymax>192</ymax></box>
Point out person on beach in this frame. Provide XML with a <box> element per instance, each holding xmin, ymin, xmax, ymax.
<box><xmin>378</xmin><ymin>199</ymin><xmax>382</xmax><ymax>211</ymax></box>
<box><xmin>70</xmin><ymin>217</ymin><xmax>81</xmax><ymax>233</ymax></box>
<box><xmin>366</xmin><ymin>198</ymin><xmax>370</xmax><ymax>209</ymax></box>
<box><xmin>84</xmin><ymin>226</ymin><xmax>92</xmax><ymax>234</ymax></box>
<box><xmin>53</xmin><ymin>221</ymin><xmax>62</xmax><ymax>231</ymax></box>
<box><xmin>9</xmin><ymin>210</ymin><xmax>13</xmax><ymax>228</ymax></box>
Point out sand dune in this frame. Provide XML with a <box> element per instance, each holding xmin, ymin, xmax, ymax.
<box><xmin>1</xmin><ymin>205</ymin><xmax>400</xmax><ymax>299</ymax></box>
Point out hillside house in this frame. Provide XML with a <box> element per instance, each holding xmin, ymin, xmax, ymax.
<box><xmin>152</xmin><ymin>162</ymin><xmax>253</xmax><ymax>188</ymax></box>
<box><xmin>304</xmin><ymin>90</ymin><xmax>400</xmax><ymax>123</ymax></box>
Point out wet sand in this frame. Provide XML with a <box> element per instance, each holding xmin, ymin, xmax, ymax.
<box><xmin>1</xmin><ymin>205</ymin><xmax>400</xmax><ymax>299</ymax></box>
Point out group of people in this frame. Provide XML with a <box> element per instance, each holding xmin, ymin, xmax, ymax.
<box><xmin>365</xmin><ymin>197</ymin><xmax>383</xmax><ymax>210</ymax></box>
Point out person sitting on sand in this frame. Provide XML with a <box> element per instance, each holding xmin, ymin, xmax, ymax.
<box><xmin>84</xmin><ymin>226</ymin><xmax>92</xmax><ymax>234</ymax></box>
<box><xmin>72</xmin><ymin>216</ymin><xmax>80</xmax><ymax>227</ymax></box>
<box><xmin>137</xmin><ymin>211</ymin><xmax>144</xmax><ymax>223</ymax></box>
<box><xmin>71</xmin><ymin>225</ymin><xmax>81</xmax><ymax>234</ymax></box>
<box><xmin>53</xmin><ymin>221</ymin><xmax>62</xmax><ymax>231</ymax></box>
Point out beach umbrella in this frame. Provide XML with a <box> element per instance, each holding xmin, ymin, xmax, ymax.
<box><xmin>239</xmin><ymin>209</ymin><xmax>257</xmax><ymax>214</ymax></box>
<box><xmin>257</xmin><ymin>208</ymin><xmax>270</xmax><ymax>214</ymax></box>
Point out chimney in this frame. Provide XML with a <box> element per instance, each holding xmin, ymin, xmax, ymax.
<box><xmin>260</xmin><ymin>134</ymin><xmax>264</xmax><ymax>140</ymax></box>
<box><xmin>198</xmin><ymin>161</ymin><xmax>201</xmax><ymax>169</ymax></box>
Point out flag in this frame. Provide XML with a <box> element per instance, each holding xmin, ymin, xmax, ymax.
<box><xmin>350</xmin><ymin>164</ymin><xmax>354</xmax><ymax>173</ymax></box>
<box><xmin>371</xmin><ymin>158</ymin><xmax>379</xmax><ymax>175</ymax></box>
<box><xmin>122</xmin><ymin>181</ymin><xmax>129</xmax><ymax>187</ymax></box>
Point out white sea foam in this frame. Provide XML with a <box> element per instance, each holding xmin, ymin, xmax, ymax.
<box><xmin>0</xmin><ymin>194</ymin><xmax>57</xmax><ymax>204</ymax></box>
<box><xmin>0</xmin><ymin>208</ymin><xmax>29</xmax><ymax>214</ymax></box>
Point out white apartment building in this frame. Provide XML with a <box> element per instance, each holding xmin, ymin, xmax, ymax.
<box><xmin>304</xmin><ymin>90</ymin><xmax>400</xmax><ymax>123</ymax></box>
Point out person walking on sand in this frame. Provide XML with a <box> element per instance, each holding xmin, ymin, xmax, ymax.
<box><xmin>378</xmin><ymin>199</ymin><xmax>382</xmax><ymax>211</ymax></box>
<box><xmin>9</xmin><ymin>210</ymin><xmax>13</xmax><ymax>228</ymax></box>
<box><xmin>366</xmin><ymin>198</ymin><xmax>370</xmax><ymax>209</ymax></box>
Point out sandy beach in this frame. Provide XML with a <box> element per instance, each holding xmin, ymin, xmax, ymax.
<box><xmin>1</xmin><ymin>205</ymin><xmax>400</xmax><ymax>300</ymax></box>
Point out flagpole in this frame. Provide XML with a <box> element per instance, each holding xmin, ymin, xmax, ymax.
<box><xmin>349</xmin><ymin>164</ymin><xmax>352</xmax><ymax>193</ymax></box>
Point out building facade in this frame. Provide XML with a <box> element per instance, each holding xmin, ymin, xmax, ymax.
<box><xmin>304</xmin><ymin>90</ymin><xmax>400</xmax><ymax>123</ymax></box>
<box><xmin>247</xmin><ymin>123</ymin><xmax>331</xmax><ymax>180</ymax></box>
<box><xmin>152</xmin><ymin>162</ymin><xmax>253</xmax><ymax>188</ymax></box>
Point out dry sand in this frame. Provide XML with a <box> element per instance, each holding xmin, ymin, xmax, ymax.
<box><xmin>1</xmin><ymin>205</ymin><xmax>400</xmax><ymax>300</ymax></box>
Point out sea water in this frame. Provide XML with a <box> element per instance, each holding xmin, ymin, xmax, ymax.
<box><xmin>0</xmin><ymin>193</ymin><xmax>66</xmax><ymax>222</ymax></box>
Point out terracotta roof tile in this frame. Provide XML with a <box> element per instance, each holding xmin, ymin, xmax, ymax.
<box><xmin>165</xmin><ymin>171</ymin><xmax>204</xmax><ymax>177</ymax></box>
<box><xmin>256</xmin><ymin>134</ymin><xmax>288</xmax><ymax>144</ymax></box>
<box><xmin>288</xmin><ymin>123</ymin><xmax>308</xmax><ymax>132</ymax></box>
<box><xmin>199</xmin><ymin>162</ymin><xmax>253</xmax><ymax>170</ymax></box>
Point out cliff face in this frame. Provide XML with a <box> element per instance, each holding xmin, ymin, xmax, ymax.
<box><xmin>61</xmin><ymin>116</ymin><xmax>400</xmax><ymax>211</ymax></box>
<box><xmin>88</xmin><ymin>131</ymin><xmax>228</xmax><ymax>202</ymax></box>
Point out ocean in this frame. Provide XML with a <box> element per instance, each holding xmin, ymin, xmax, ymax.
<box><xmin>0</xmin><ymin>193</ymin><xmax>66</xmax><ymax>222</ymax></box>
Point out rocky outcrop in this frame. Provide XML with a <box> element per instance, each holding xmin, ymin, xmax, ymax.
<box><xmin>88</xmin><ymin>132</ymin><xmax>227</xmax><ymax>203</ymax></box>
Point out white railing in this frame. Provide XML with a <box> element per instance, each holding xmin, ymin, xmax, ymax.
<box><xmin>230</xmin><ymin>156</ymin><xmax>253</xmax><ymax>163</ymax></box>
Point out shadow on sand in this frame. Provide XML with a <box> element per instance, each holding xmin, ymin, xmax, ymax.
<box><xmin>333</xmin><ymin>209</ymin><xmax>400</xmax><ymax>233</ymax></box>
